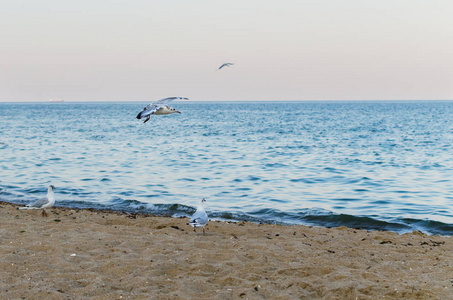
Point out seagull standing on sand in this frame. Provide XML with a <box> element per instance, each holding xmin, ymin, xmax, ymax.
<box><xmin>187</xmin><ymin>198</ymin><xmax>208</xmax><ymax>235</ymax></box>
<box><xmin>218</xmin><ymin>63</ymin><xmax>234</xmax><ymax>70</ymax></box>
<box><xmin>136</xmin><ymin>97</ymin><xmax>189</xmax><ymax>123</ymax></box>
<box><xmin>18</xmin><ymin>185</ymin><xmax>55</xmax><ymax>217</ymax></box>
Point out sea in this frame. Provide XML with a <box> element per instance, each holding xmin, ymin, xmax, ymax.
<box><xmin>1</xmin><ymin>101</ymin><xmax>452</xmax><ymax>235</ymax></box>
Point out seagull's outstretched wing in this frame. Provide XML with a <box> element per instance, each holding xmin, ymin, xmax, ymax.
<box><xmin>136</xmin><ymin>103</ymin><xmax>159</xmax><ymax>119</ymax></box>
<box><xmin>218</xmin><ymin>63</ymin><xmax>234</xmax><ymax>69</ymax></box>
<box><xmin>154</xmin><ymin>97</ymin><xmax>189</xmax><ymax>105</ymax></box>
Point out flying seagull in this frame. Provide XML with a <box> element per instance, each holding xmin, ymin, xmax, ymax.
<box><xmin>218</xmin><ymin>63</ymin><xmax>234</xmax><ymax>70</ymax></box>
<box><xmin>187</xmin><ymin>198</ymin><xmax>208</xmax><ymax>235</ymax></box>
<box><xmin>136</xmin><ymin>97</ymin><xmax>189</xmax><ymax>123</ymax></box>
<box><xmin>18</xmin><ymin>185</ymin><xmax>55</xmax><ymax>217</ymax></box>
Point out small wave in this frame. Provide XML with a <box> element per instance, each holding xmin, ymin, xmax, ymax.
<box><xmin>264</xmin><ymin>163</ymin><xmax>288</xmax><ymax>168</ymax></box>
<box><xmin>290</xmin><ymin>178</ymin><xmax>320</xmax><ymax>184</ymax></box>
<box><xmin>89</xmin><ymin>135</ymin><xmax>106</xmax><ymax>140</ymax></box>
<box><xmin>178</xmin><ymin>178</ymin><xmax>196</xmax><ymax>182</ymax></box>
<box><xmin>334</xmin><ymin>198</ymin><xmax>362</xmax><ymax>202</ymax></box>
<box><xmin>3</xmin><ymin>193</ymin><xmax>453</xmax><ymax>235</ymax></box>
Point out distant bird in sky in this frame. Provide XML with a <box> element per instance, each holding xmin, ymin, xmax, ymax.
<box><xmin>136</xmin><ymin>97</ymin><xmax>189</xmax><ymax>123</ymax></box>
<box><xmin>218</xmin><ymin>63</ymin><xmax>234</xmax><ymax>70</ymax></box>
<box><xmin>18</xmin><ymin>185</ymin><xmax>55</xmax><ymax>217</ymax></box>
<box><xmin>187</xmin><ymin>198</ymin><xmax>208</xmax><ymax>235</ymax></box>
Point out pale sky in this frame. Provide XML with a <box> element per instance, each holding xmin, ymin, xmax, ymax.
<box><xmin>1</xmin><ymin>0</ymin><xmax>452</xmax><ymax>102</ymax></box>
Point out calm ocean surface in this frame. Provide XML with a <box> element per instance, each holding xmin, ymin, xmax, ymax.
<box><xmin>1</xmin><ymin>101</ymin><xmax>452</xmax><ymax>235</ymax></box>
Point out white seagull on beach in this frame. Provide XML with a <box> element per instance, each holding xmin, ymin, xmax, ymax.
<box><xmin>18</xmin><ymin>185</ymin><xmax>55</xmax><ymax>217</ymax></box>
<box><xmin>218</xmin><ymin>63</ymin><xmax>234</xmax><ymax>70</ymax></box>
<box><xmin>136</xmin><ymin>97</ymin><xmax>189</xmax><ymax>123</ymax></box>
<box><xmin>187</xmin><ymin>198</ymin><xmax>209</xmax><ymax>235</ymax></box>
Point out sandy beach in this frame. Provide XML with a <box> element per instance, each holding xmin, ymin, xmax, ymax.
<box><xmin>1</xmin><ymin>201</ymin><xmax>452</xmax><ymax>299</ymax></box>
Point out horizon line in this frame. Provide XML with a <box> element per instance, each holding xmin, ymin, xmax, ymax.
<box><xmin>1</xmin><ymin>99</ymin><xmax>453</xmax><ymax>103</ymax></box>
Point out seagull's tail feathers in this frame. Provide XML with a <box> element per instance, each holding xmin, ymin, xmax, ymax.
<box><xmin>187</xmin><ymin>221</ymin><xmax>197</xmax><ymax>227</ymax></box>
<box><xmin>18</xmin><ymin>206</ymin><xmax>37</xmax><ymax>210</ymax></box>
<box><xmin>187</xmin><ymin>219</ymin><xmax>204</xmax><ymax>228</ymax></box>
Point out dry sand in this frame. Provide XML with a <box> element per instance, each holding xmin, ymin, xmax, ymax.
<box><xmin>1</xmin><ymin>201</ymin><xmax>452</xmax><ymax>299</ymax></box>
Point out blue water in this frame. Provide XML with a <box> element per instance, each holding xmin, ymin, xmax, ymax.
<box><xmin>1</xmin><ymin>101</ymin><xmax>453</xmax><ymax>235</ymax></box>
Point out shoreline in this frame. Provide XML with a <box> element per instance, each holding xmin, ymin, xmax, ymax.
<box><xmin>5</xmin><ymin>200</ymin><xmax>452</xmax><ymax>236</ymax></box>
<box><xmin>1</xmin><ymin>201</ymin><xmax>452</xmax><ymax>299</ymax></box>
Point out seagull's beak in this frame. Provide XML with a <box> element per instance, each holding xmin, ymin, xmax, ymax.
<box><xmin>176</xmin><ymin>111</ymin><xmax>181</xmax><ymax>114</ymax></box>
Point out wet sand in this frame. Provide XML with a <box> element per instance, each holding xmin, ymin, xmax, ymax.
<box><xmin>1</xmin><ymin>201</ymin><xmax>452</xmax><ymax>299</ymax></box>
